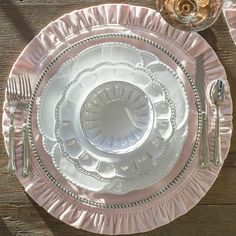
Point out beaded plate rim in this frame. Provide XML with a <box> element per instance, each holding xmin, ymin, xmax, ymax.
<box><xmin>27</xmin><ymin>32</ymin><xmax>202</xmax><ymax>209</ymax></box>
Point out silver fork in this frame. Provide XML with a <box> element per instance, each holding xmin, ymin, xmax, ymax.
<box><xmin>18</xmin><ymin>74</ymin><xmax>32</xmax><ymax>177</ymax></box>
<box><xmin>6</xmin><ymin>77</ymin><xmax>18</xmax><ymax>174</ymax></box>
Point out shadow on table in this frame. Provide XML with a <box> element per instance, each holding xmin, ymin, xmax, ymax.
<box><xmin>0</xmin><ymin>217</ymin><xmax>13</xmax><ymax>236</ymax></box>
<box><xmin>0</xmin><ymin>0</ymin><xmax>35</xmax><ymax>43</ymax></box>
<box><xmin>200</xmin><ymin>13</ymin><xmax>236</xmax><ymax>85</ymax></box>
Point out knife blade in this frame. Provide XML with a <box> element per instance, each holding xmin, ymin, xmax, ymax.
<box><xmin>195</xmin><ymin>55</ymin><xmax>210</xmax><ymax>168</ymax></box>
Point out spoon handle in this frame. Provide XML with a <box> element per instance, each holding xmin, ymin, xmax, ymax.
<box><xmin>214</xmin><ymin>105</ymin><xmax>222</xmax><ymax>166</ymax></box>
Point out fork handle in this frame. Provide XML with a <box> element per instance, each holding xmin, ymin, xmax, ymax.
<box><xmin>22</xmin><ymin>122</ymin><xmax>30</xmax><ymax>177</ymax></box>
<box><xmin>8</xmin><ymin>124</ymin><xmax>16</xmax><ymax>174</ymax></box>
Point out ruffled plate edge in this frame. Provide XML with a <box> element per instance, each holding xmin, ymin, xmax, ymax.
<box><xmin>1</xmin><ymin>4</ymin><xmax>233</xmax><ymax>235</ymax></box>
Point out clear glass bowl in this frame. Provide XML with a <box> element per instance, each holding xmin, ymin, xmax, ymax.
<box><xmin>80</xmin><ymin>81</ymin><xmax>154</xmax><ymax>154</ymax></box>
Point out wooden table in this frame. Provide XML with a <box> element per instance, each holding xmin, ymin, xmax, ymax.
<box><xmin>0</xmin><ymin>1</ymin><xmax>235</xmax><ymax>235</ymax></box>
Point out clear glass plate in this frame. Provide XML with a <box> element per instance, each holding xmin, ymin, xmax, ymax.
<box><xmin>37</xmin><ymin>42</ymin><xmax>189</xmax><ymax>194</ymax></box>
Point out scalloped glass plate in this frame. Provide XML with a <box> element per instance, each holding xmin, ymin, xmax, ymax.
<box><xmin>38</xmin><ymin>42</ymin><xmax>160</xmax><ymax>141</ymax></box>
<box><xmin>37</xmin><ymin>42</ymin><xmax>189</xmax><ymax>194</ymax></box>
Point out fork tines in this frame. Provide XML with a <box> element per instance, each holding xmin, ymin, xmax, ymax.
<box><xmin>6</xmin><ymin>77</ymin><xmax>18</xmax><ymax>102</ymax></box>
<box><xmin>18</xmin><ymin>74</ymin><xmax>32</xmax><ymax>100</ymax></box>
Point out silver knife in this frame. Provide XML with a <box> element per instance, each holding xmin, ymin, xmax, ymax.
<box><xmin>195</xmin><ymin>55</ymin><xmax>210</xmax><ymax>168</ymax></box>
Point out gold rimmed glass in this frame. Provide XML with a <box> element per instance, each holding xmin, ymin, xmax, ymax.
<box><xmin>157</xmin><ymin>0</ymin><xmax>223</xmax><ymax>31</ymax></box>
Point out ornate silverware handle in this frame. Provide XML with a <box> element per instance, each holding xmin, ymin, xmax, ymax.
<box><xmin>8</xmin><ymin>124</ymin><xmax>16</xmax><ymax>173</ymax></box>
<box><xmin>214</xmin><ymin>106</ymin><xmax>222</xmax><ymax>166</ymax></box>
<box><xmin>200</xmin><ymin>112</ymin><xmax>210</xmax><ymax>168</ymax></box>
<box><xmin>22</xmin><ymin>122</ymin><xmax>30</xmax><ymax>176</ymax></box>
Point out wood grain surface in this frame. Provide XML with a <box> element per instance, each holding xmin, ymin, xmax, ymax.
<box><xmin>0</xmin><ymin>1</ymin><xmax>236</xmax><ymax>235</ymax></box>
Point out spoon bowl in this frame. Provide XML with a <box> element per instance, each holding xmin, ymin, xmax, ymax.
<box><xmin>210</xmin><ymin>80</ymin><xmax>224</xmax><ymax>106</ymax></box>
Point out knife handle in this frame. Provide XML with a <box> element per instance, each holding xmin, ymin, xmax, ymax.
<box><xmin>200</xmin><ymin>112</ymin><xmax>210</xmax><ymax>168</ymax></box>
<box><xmin>214</xmin><ymin>106</ymin><xmax>222</xmax><ymax>166</ymax></box>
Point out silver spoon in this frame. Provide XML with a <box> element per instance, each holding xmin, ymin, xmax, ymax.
<box><xmin>210</xmin><ymin>80</ymin><xmax>225</xmax><ymax>166</ymax></box>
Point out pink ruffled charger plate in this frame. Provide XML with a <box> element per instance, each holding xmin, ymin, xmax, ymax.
<box><xmin>223</xmin><ymin>0</ymin><xmax>236</xmax><ymax>44</ymax></box>
<box><xmin>2</xmin><ymin>4</ymin><xmax>233</xmax><ymax>235</ymax></box>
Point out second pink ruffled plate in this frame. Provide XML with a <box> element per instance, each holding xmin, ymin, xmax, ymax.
<box><xmin>223</xmin><ymin>0</ymin><xmax>236</xmax><ymax>44</ymax></box>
